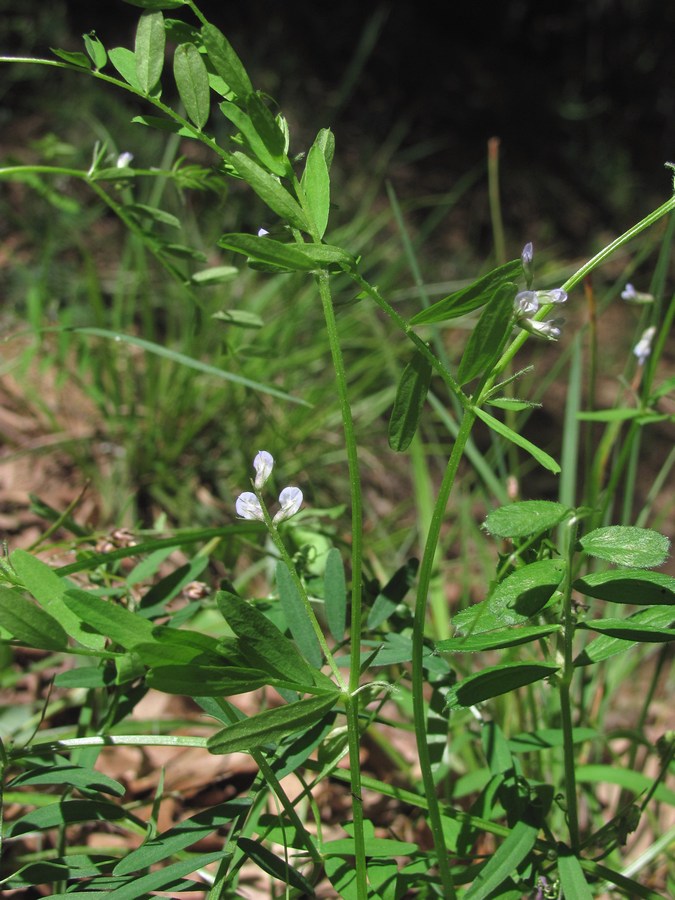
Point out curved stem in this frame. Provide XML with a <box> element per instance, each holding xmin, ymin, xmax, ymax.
<box><xmin>316</xmin><ymin>270</ymin><xmax>368</xmax><ymax>896</ymax></box>
<box><xmin>558</xmin><ymin>518</ymin><xmax>581</xmax><ymax>851</ymax></box>
<box><xmin>411</xmin><ymin>410</ymin><xmax>477</xmax><ymax>898</ymax></box>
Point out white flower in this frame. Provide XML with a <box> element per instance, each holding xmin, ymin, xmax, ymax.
<box><xmin>633</xmin><ymin>326</ymin><xmax>657</xmax><ymax>366</ymax></box>
<box><xmin>521</xmin><ymin>242</ymin><xmax>534</xmax><ymax>266</ymax></box>
<box><xmin>116</xmin><ymin>151</ymin><xmax>134</xmax><ymax>168</ymax></box>
<box><xmin>514</xmin><ymin>290</ymin><xmax>539</xmax><ymax>318</ymax></box>
<box><xmin>253</xmin><ymin>450</ymin><xmax>274</xmax><ymax>489</ymax></box>
<box><xmin>273</xmin><ymin>486</ymin><xmax>303</xmax><ymax>523</ymax></box>
<box><xmin>235</xmin><ymin>492</ymin><xmax>265</xmax><ymax>521</ymax></box>
<box><xmin>520</xmin><ymin>317</ymin><xmax>563</xmax><ymax>341</ymax></box>
<box><xmin>257</xmin><ymin>227</ymin><xmax>269</xmax><ymax>237</ymax></box>
<box><xmin>622</xmin><ymin>283</ymin><xmax>654</xmax><ymax>304</ymax></box>
<box><xmin>537</xmin><ymin>288</ymin><xmax>567</xmax><ymax>305</ymax></box>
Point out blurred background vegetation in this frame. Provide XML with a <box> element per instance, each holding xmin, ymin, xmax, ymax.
<box><xmin>0</xmin><ymin>0</ymin><xmax>673</xmax><ymax>555</ymax></box>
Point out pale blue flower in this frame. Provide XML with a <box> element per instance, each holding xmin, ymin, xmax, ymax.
<box><xmin>116</xmin><ymin>151</ymin><xmax>134</xmax><ymax>168</ymax></box>
<box><xmin>273</xmin><ymin>486</ymin><xmax>303</xmax><ymax>523</ymax></box>
<box><xmin>633</xmin><ymin>326</ymin><xmax>656</xmax><ymax>365</ymax></box>
<box><xmin>537</xmin><ymin>288</ymin><xmax>567</xmax><ymax>304</ymax></box>
<box><xmin>622</xmin><ymin>283</ymin><xmax>654</xmax><ymax>304</ymax></box>
<box><xmin>520</xmin><ymin>317</ymin><xmax>563</xmax><ymax>341</ymax></box>
<box><xmin>253</xmin><ymin>450</ymin><xmax>274</xmax><ymax>489</ymax></box>
<box><xmin>235</xmin><ymin>492</ymin><xmax>264</xmax><ymax>521</ymax></box>
<box><xmin>514</xmin><ymin>290</ymin><xmax>539</xmax><ymax>317</ymax></box>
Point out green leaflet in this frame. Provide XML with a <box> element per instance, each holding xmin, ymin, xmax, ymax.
<box><xmin>323</xmin><ymin>548</ymin><xmax>347</xmax><ymax>643</ymax></box>
<box><xmin>574</xmin><ymin>605</ymin><xmax>675</xmax><ymax>666</ymax></box>
<box><xmin>457</xmin><ymin>281</ymin><xmax>517</xmax><ymax>385</ymax></box>
<box><xmin>388</xmin><ymin>350</ymin><xmax>432</xmax><ymax>451</ymax></box>
<box><xmin>579</xmin><ymin>525</ymin><xmax>670</xmax><ymax>568</ymax></box>
<box><xmin>437</xmin><ymin>624</ymin><xmax>560</xmax><ymax>653</ymax></box>
<box><xmin>411</xmin><ymin>259</ymin><xmax>522</xmax><ymax>325</ymax></box>
<box><xmin>573</xmin><ymin>568</ymin><xmax>675</xmax><ymax>605</ymax></box>
<box><xmin>62</xmin><ymin>589</ymin><xmax>156</xmax><ymax>650</ymax></box>
<box><xmin>10</xmin><ymin>550</ymin><xmax>105</xmax><ymax>650</ymax></box>
<box><xmin>464</xmin><ymin>822</ymin><xmax>539</xmax><ymax>900</ymax></box>
<box><xmin>557</xmin><ymin>850</ymin><xmax>594</xmax><ymax>900</ymax></box>
<box><xmin>301</xmin><ymin>133</ymin><xmax>332</xmax><ymax>238</ymax></box>
<box><xmin>446</xmin><ymin>661</ymin><xmax>559</xmax><ymax>710</ymax></box>
<box><xmin>217</xmin><ymin>232</ymin><xmax>353</xmax><ymax>272</ymax></box>
<box><xmin>276</xmin><ymin>562</ymin><xmax>323</xmax><ymax>668</ymax></box>
<box><xmin>453</xmin><ymin>558</ymin><xmax>566</xmax><ymax>635</ymax></box>
<box><xmin>0</xmin><ymin>587</ymin><xmax>68</xmax><ymax>651</ymax></box>
<box><xmin>134</xmin><ymin>10</ymin><xmax>165</xmax><ymax>93</ymax></box>
<box><xmin>114</xmin><ymin>799</ymin><xmax>250</xmax><ymax>874</ymax></box>
<box><xmin>82</xmin><ymin>32</ymin><xmax>107</xmax><ymax>70</ymax></box>
<box><xmin>484</xmin><ymin>500</ymin><xmax>571</xmax><ymax>538</ymax></box>
<box><xmin>216</xmin><ymin>589</ymin><xmax>320</xmax><ymax>685</ymax></box>
<box><xmin>201</xmin><ymin>22</ymin><xmax>253</xmax><ymax>100</ymax></box>
<box><xmin>173</xmin><ymin>42</ymin><xmax>210</xmax><ymax>129</ymax></box>
<box><xmin>227</xmin><ymin>151</ymin><xmax>307</xmax><ymax>229</ymax></box>
<box><xmin>207</xmin><ymin>694</ymin><xmax>338</xmax><ymax>754</ymax></box>
<box><xmin>474</xmin><ymin>406</ymin><xmax>561</xmax><ymax>474</ymax></box>
<box><xmin>219</xmin><ymin>101</ymin><xmax>287</xmax><ymax>177</ymax></box>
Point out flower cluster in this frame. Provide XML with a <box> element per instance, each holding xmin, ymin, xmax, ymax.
<box><xmin>235</xmin><ymin>450</ymin><xmax>303</xmax><ymax>524</ymax></box>
<box><xmin>512</xmin><ymin>243</ymin><xmax>567</xmax><ymax>340</ymax></box>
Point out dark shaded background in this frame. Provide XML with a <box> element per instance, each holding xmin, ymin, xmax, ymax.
<box><xmin>2</xmin><ymin>0</ymin><xmax>674</xmax><ymax>245</ymax></box>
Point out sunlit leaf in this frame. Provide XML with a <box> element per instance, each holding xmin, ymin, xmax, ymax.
<box><xmin>580</xmin><ymin>525</ymin><xmax>670</xmax><ymax>568</ymax></box>
<box><xmin>301</xmin><ymin>133</ymin><xmax>332</xmax><ymax>238</ymax></box>
<box><xmin>207</xmin><ymin>694</ymin><xmax>338</xmax><ymax>754</ymax></box>
<box><xmin>464</xmin><ymin>821</ymin><xmax>539</xmax><ymax>900</ymax></box>
<box><xmin>0</xmin><ymin>588</ymin><xmax>68</xmax><ymax>651</ymax></box>
<box><xmin>228</xmin><ymin>151</ymin><xmax>306</xmax><ymax>228</ymax></box>
<box><xmin>135</xmin><ymin>10</ymin><xmax>165</xmax><ymax>94</ymax></box>
<box><xmin>173</xmin><ymin>42</ymin><xmax>210</xmax><ymax>129</ymax></box>
<box><xmin>484</xmin><ymin>500</ymin><xmax>570</xmax><ymax>538</ymax></box>
<box><xmin>453</xmin><ymin>559</ymin><xmax>566</xmax><ymax>634</ymax></box>
<box><xmin>201</xmin><ymin>22</ymin><xmax>253</xmax><ymax>100</ymax></box>
<box><xmin>437</xmin><ymin>624</ymin><xmax>560</xmax><ymax>653</ymax></box>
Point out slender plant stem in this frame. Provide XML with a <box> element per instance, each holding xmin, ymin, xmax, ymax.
<box><xmin>316</xmin><ymin>270</ymin><xmax>368</xmax><ymax>897</ymax></box>
<box><xmin>558</xmin><ymin>518</ymin><xmax>581</xmax><ymax>851</ymax></box>
<box><xmin>487</xmin><ymin>137</ymin><xmax>506</xmax><ymax>265</ymax></box>
<box><xmin>411</xmin><ymin>411</ymin><xmax>477</xmax><ymax>899</ymax></box>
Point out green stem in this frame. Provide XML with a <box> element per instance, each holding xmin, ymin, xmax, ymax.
<box><xmin>316</xmin><ymin>270</ymin><xmax>368</xmax><ymax>896</ymax></box>
<box><xmin>412</xmin><ymin>411</ymin><xmax>477</xmax><ymax>898</ymax></box>
<box><xmin>558</xmin><ymin>518</ymin><xmax>581</xmax><ymax>851</ymax></box>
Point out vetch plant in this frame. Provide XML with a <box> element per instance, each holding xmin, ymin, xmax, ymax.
<box><xmin>0</xmin><ymin>2</ymin><xmax>674</xmax><ymax>897</ymax></box>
